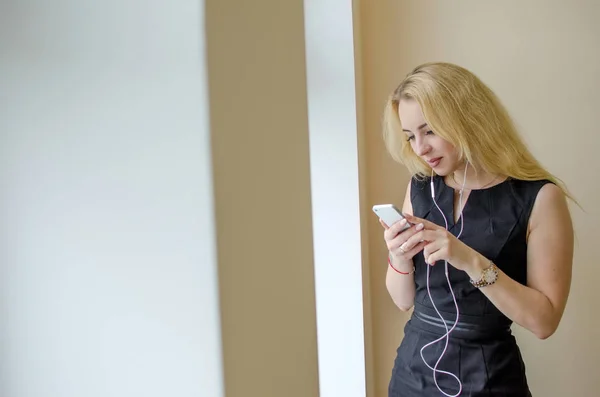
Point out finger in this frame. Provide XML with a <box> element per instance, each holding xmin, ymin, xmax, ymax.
<box><xmin>385</xmin><ymin>219</ymin><xmax>408</xmax><ymax>240</ymax></box>
<box><xmin>424</xmin><ymin>247</ymin><xmax>448</xmax><ymax>266</ymax></box>
<box><xmin>423</xmin><ymin>240</ymin><xmax>444</xmax><ymax>265</ymax></box>
<box><xmin>379</xmin><ymin>219</ymin><xmax>389</xmax><ymax>229</ymax></box>
<box><xmin>403</xmin><ymin>213</ymin><xmax>442</xmax><ymax>231</ymax></box>
<box><xmin>407</xmin><ymin>241</ymin><xmax>427</xmax><ymax>257</ymax></box>
<box><xmin>388</xmin><ymin>227</ymin><xmax>412</xmax><ymax>251</ymax></box>
<box><xmin>390</xmin><ymin>218</ymin><xmax>409</xmax><ymax>234</ymax></box>
<box><xmin>397</xmin><ymin>223</ymin><xmax>425</xmax><ymax>251</ymax></box>
<box><xmin>389</xmin><ymin>221</ymin><xmax>425</xmax><ymax>251</ymax></box>
<box><xmin>391</xmin><ymin>240</ymin><xmax>426</xmax><ymax>258</ymax></box>
<box><xmin>401</xmin><ymin>229</ymin><xmax>440</xmax><ymax>252</ymax></box>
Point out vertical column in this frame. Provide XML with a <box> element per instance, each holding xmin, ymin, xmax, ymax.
<box><xmin>303</xmin><ymin>1</ymin><xmax>368</xmax><ymax>396</ymax></box>
<box><xmin>205</xmin><ymin>1</ymin><xmax>320</xmax><ymax>396</ymax></box>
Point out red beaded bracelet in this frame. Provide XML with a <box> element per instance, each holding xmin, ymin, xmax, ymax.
<box><xmin>388</xmin><ymin>257</ymin><xmax>415</xmax><ymax>275</ymax></box>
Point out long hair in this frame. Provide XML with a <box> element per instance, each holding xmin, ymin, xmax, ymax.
<box><xmin>383</xmin><ymin>62</ymin><xmax>575</xmax><ymax>201</ymax></box>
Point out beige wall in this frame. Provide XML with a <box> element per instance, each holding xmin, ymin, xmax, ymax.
<box><xmin>359</xmin><ymin>1</ymin><xmax>600</xmax><ymax>396</ymax></box>
<box><xmin>206</xmin><ymin>1</ymin><xmax>320</xmax><ymax>396</ymax></box>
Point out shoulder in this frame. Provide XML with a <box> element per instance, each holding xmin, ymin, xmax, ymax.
<box><xmin>505</xmin><ymin>178</ymin><xmax>555</xmax><ymax>217</ymax></box>
<box><xmin>528</xmin><ymin>182</ymin><xmax>572</xmax><ymax>236</ymax></box>
<box><xmin>506</xmin><ymin>178</ymin><xmax>553</xmax><ymax>198</ymax></box>
<box><xmin>505</xmin><ymin>178</ymin><xmax>572</xmax><ymax>240</ymax></box>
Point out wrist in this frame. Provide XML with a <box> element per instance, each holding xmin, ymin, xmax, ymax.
<box><xmin>389</xmin><ymin>253</ymin><xmax>414</xmax><ymax>274</ymax></box>
<box><xmin>464</xmin><ymin>253</ymin><xmax>489</xmax><ymax>280</ymax></box>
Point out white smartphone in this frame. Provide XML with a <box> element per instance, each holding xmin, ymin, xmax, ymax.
<box><xmin>372</xmin><ymin>204</ymin><xmax>411</xmax><ymax>231</ymax></box>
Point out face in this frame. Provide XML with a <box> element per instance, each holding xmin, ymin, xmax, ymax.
<box><xmin>398</xmin><ymin>99</ymin><xmax>460</xmax><ymax>176</ymax></box>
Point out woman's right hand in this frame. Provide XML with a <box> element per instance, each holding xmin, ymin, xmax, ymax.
<box><xmin>379</xmin><ymin>218</ymin><xmax>426</xmax><ymax>263</ymax></box>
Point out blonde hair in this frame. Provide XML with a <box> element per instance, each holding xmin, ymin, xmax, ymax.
<box><xmin>383</xmin><ymin>61</ymin><xmax>575</xmax><ymax>201</ymax></box>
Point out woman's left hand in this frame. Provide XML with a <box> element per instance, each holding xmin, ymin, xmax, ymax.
<box><xmin>401</xmin><ymin>213</ymin><xmax>484</xmax><ymax>274</ymax></box>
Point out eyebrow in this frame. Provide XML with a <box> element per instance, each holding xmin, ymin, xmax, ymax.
<box><xmin>402</xmin><ymin>123</ymin><xmax>428</xmax><ymax>133</ymax></box>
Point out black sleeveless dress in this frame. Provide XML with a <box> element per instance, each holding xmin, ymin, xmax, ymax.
<box><xmin>388</xmin><ymin>175</ymin><xmax>551</xmax><ymax>397</ymax></box>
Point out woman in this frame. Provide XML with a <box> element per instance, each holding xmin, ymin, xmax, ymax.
<box><xmin>379</xmin><ymin>62</ymin><xmax>574</xmax><ymax>396</ymax></box>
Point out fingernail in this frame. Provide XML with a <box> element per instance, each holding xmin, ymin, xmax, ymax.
<box><xmin>416</xmin><ymin>223</ymin><xmax>424</xmax><ymax>231</ymax></box>
<box><xmin>400</xmin><ymin>219</ymin><xmax>407</xmax><ymax>226</ymax></box>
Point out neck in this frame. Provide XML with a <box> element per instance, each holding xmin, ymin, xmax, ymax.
<box><xmin>450</xmin><ymin>163</ymin><xmax>499</xmax><ymax>190</ymax></box>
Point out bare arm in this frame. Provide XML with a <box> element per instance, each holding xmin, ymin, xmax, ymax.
<box><xmin>383</xmin><ymin>180</ymin><xmax>424</xmax><ymax>311</ymax></box>
<box><xmin>463</xmin><ymin>183</ymin><xmax>574</xmax><ymax>339</ymax></box>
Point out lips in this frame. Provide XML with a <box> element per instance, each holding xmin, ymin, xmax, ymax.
<box><xmin>426</xmin><ymin>157</ymin><xmax>442</xmax><ymax>167</ymax></box>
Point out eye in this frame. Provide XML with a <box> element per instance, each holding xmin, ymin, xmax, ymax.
<box><xmin>406</xmin><ymin>131</ymin><xmax>434</xmax><ymax>142</ymax></box>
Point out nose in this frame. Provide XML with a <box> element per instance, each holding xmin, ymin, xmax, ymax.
<box><xmin>413</xmin><ymin>137</ymin><xmax>431</xmax><ymax>157</ymax></box>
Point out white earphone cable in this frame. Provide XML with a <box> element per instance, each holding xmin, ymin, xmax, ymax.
<box><xmin>419</xmin><ymin>163</ymin><xmax>468</xmax><ymax>397</ymax></box>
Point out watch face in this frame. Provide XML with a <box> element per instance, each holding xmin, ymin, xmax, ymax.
<box><xmin>484</xmin><ymin>269</ymin><xmax>496</xmax><ymax>283</ymax></box>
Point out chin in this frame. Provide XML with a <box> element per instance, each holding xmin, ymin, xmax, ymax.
<box><xmin>432</xmin><ymin>168</ymin><xmax>450</xmax><ymax>177</ymax></box>
<box><xmin>432</xmin><ymin>160</ymin><xmax>459</xmax><ymax>177</ymax></box>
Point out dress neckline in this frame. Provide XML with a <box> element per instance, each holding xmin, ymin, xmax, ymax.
<box><xmin>434</xmin><ymin>175</ymin><xmax>510</xmax><ymax>229</ymax></box>
<box><xmin>440</xmin><ymin>174</ymin><xmax>510</xmax><ymax>192</ymax></box>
